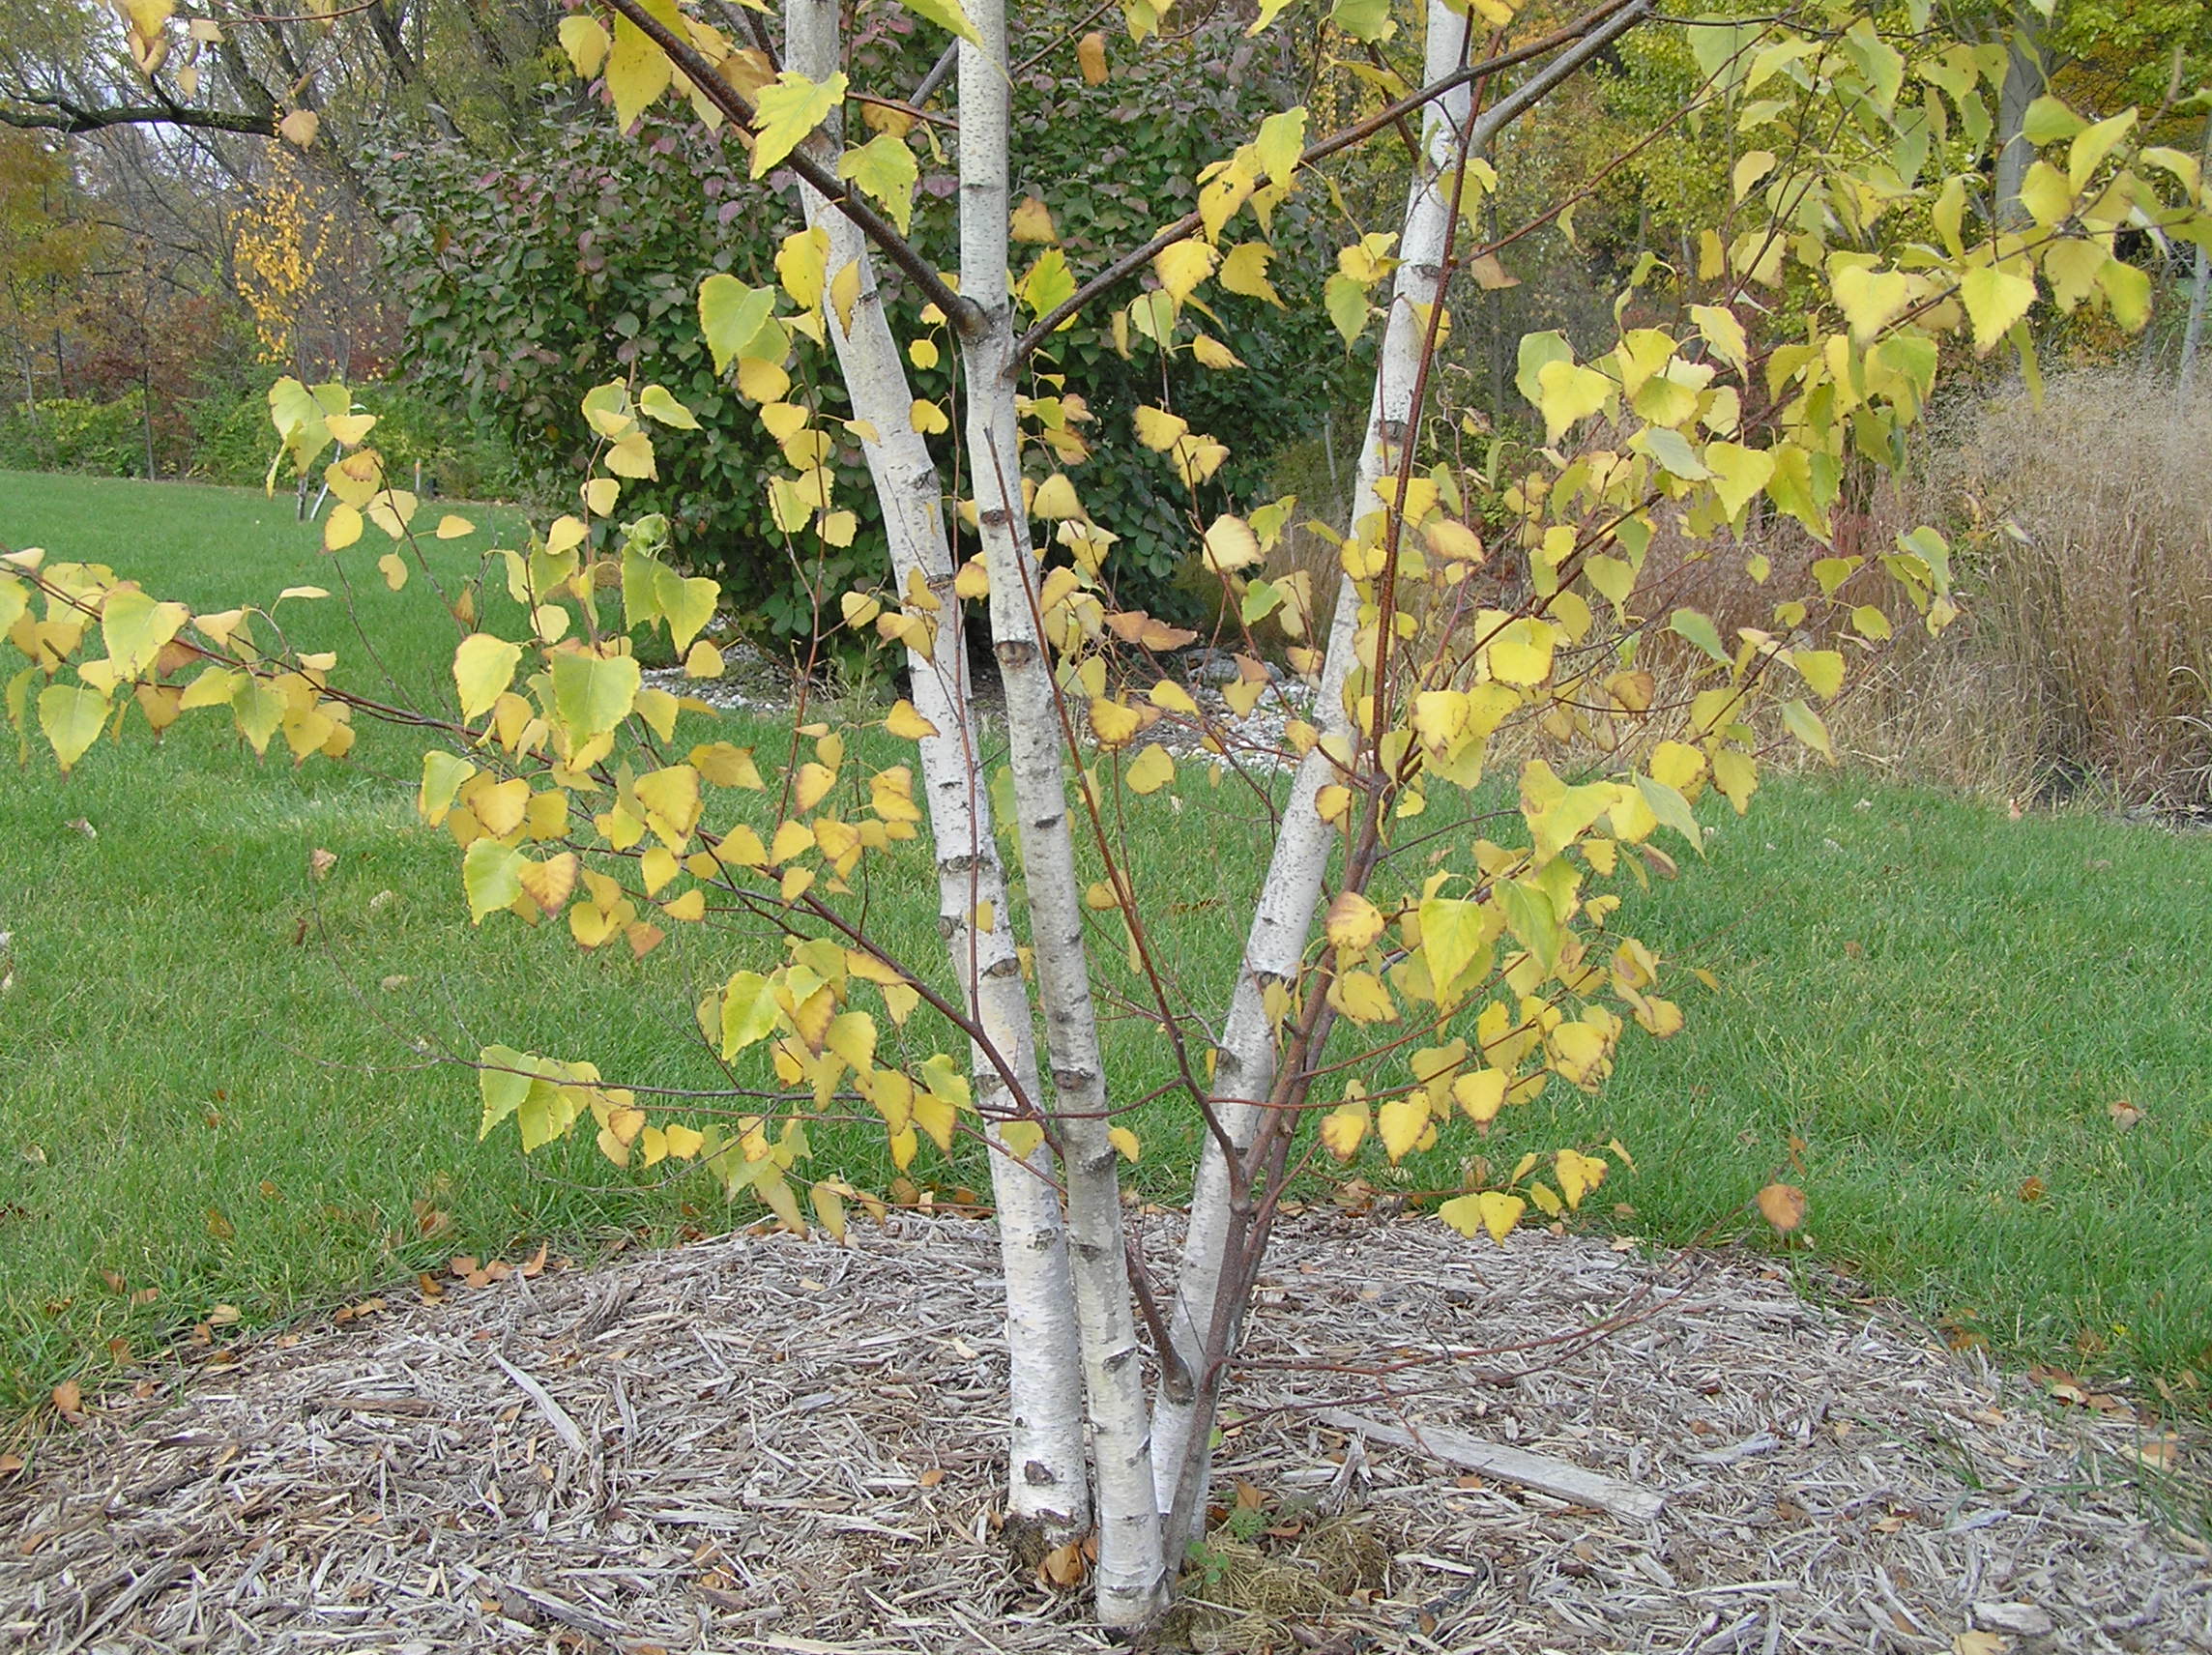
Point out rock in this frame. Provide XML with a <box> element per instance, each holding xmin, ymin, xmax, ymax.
<box><xmin>1973</xmin><ymin>1603</ymin><xmax>2054</xmax><ymax>1637</ymax></box>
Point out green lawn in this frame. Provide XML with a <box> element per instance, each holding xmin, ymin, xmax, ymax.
<box><xmin>3</xmin><ymin>469</ymin><xmax>2207</xmax><ymax>1423</ymax></box>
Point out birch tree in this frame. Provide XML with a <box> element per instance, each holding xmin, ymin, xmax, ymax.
<box><xmin>10</xmin><ymin>0</ymin><xmax>2206</xmax><ymax>1631</ymax></box>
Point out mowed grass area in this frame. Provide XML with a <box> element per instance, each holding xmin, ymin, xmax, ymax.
<box><xmin>3</xmin><ymin>468</ymin><xmax>2209</xmax><ymax>1423</ymax></box>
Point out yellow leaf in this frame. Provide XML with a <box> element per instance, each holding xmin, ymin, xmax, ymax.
<box><xmin>1077</xmin><ymin>28</ymin><xmax>1108</xmax><ymax>83</ymax></box>
<box><xmin>1202</xmin><ymin>514</ymin><xmax>1262</xmax><ymax>573</ymax></box>
<box><xmin>1377</xmin><ymin>1096</ymin><xmax>1428</xmax><ymax>1164</ymax></box>
<box><xmin>1089</xmin><ymin>698</ymin><xmax>1141</xmax><ymax>748</ymax></box>
<box><xmin>1154</xmin><ymin>240</ymin><xmax>1217</xmax><ymax>302</ymax></box>
<box><xmin>1108</xmin><ymin>1125</ymin><xmax>1141</xmax><ymax>1162</ymax></box>
<box><xmin>1452</xmin><ymin>1069</ymin><xmax>1506</xmax><ymax>1123</ymax></box>
<box><xmin>1125</xmin><ymin>743</ymin><xmax>1175</xmax><ymax>795</ymax></box>
<box><xmin>1324</xmin><ymin>889</ymin><xmax>1385</xmax><ymax>951</ymax></box>
<box><xmin>1533</xmin><ymin>359</ymin><xmax>1613</xmax><ymax>442</ymax></box>
<box><xmin>1320</xmin><ymin>1100</ymin><xmax>1369</xmax><ymax>1160</ymax></box>
<box><xmin>1010</xmin><ymin>195</ymin><xmax>1059</xmax><ymax>244</ymax></box>
<box><xmin>606</xmin><ymin>431</ymin><xmax>657</xmax><ymax>479</ymax></box>
<box><xmin>1438</xmin><ymin>1190</ymin><xmax>1526</xmax><ymax>1244</ymax></box>
<box><xmin>1488</xmin><ymin>619</ymin><xmax>1555</xmax><ymax>685</ymax></box>
<box><xmin>436</xmin><ymin>514</ymin><xmax>476</xmax><ymax>540</ymax></box>
<box><xmin>1960</xmin><ymin>263</ymin><xmax>2037</xmax><ymax>354</ymax></box>
<box><xmin>452</xmin><ymin>634</ymin><xmax>521</xmax><ymax>721</ymax></box>
<box><xmin>1218</xmin><ymin>242</ymin><xmax>1281</xmax><ymax>305</ymax></box>
<box><xmin>1555</xmin><ymin>1148</ymin><xmax>1606</xmax><ymax>1209</ymax></box>
<box><xmin>39</xmin><ymin>683</ymin><xmax>110</xmax><ymax>772</ymax></box>
<box><xmin>886</xmin><ymin>699</ymin><xmax>938</xmax><ymax>740</ymax></box>
<box><xmin>378</xmin><ymin>552</ymin><xmax>408</xmax><ymax>591</ymax></box>
<box><xmin>1330</xmin><ymin>970</ymin><xmax>1395</xmax><ymax>1024</ymax></box>
<box><xmin>910</xmin><ymin>397</ymin><xmax>950</xmax><ymax>435</ymax></box>
<box><xmin>278</xmin><ymin>108</ymin><xmax>319</xmax><ymax>147</ymax></box>
<box><xmin>1000</xmin><ymin>1119</ymin><xmax>1045</xmax><ymax>1159</ymax></box>
<box><xmin>324</xmin><ymin>504</ymin><xmax>363</xmax><ymax>551</ymax></box>
<box><xmin>1132</xmin><ymin>405</ymin><xmax>1188</xmax><ymax>450</ymax></box>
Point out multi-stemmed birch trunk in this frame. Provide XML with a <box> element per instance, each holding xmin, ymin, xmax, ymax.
<box><xmin>18</xmin><ymin>0</ymin><xmax>2202</xmax><ymax>1634</ymax></box>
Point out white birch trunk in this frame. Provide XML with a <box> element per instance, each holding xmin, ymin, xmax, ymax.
<box><xmin>957</xmin><ymin>0</ymin><xmax>1169</xmax><ymax>1623</ymax></box>
<box><xmin>1150</xmin><ymin>0</ymin><xmax>1653</xmax><ymax>1540</ymax></box>
<box><xmin>784</xmin><ymin>0</ymin><xmax>1091</xmax><ymax>1549</ymax></box>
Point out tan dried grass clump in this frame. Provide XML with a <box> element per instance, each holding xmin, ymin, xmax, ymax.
<box><xmin>1934</xmin><ymin>368</ymin><xmax>2212</xmax><ymax>808</ymax></box>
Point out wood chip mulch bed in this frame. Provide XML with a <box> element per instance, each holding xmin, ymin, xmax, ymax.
<box><xmin>3</xmin><ymin>1215</ymin><xmax>2207</xmax><ymax>1653</ymax></box>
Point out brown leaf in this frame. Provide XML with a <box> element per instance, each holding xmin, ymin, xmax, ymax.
<box><xmin>205</xmin><ymin>1206</ymin><xmax>235</xmax><ymax>1240</ymax></box>
<box><xmin>308</xmin><ymin>847</ymin><xmax>337</xmax><ymax>880</ymax></box>
<box><xmin>520</xmin><ymin>1240</ymin><xmax>548</xmax><ymax>1279</ymax></box>
<box><xmin>2134</xmin><ymin>1435</ymin><xmax>2182</xmax><ymax>1472</ymax></box>
<box><xmin>418</xmin><ymin>1272</ymin><xmax>444</xmax><ymax>1299</ymax></box>
<box><xmin>50</xmin><ymin>1379</ymin><xmax>80</xmax><ymax>1416</ymax></box>
<box><xmin>1756</xmin><ymin>1182</ymin><xmax>1806</xmax><ymax>1233</ymax></box>
<box><xmin>1076</xmin><ymin>29</ymin><xmax>1108</xmax><ymax>85</ymax></box>
<box><xmin>448</xmin><ymin>1256</ymin><xmax>480</xmax><ymax>1277</ymax></box>
<box><xmin>2109</xmin><ymin>1099</ymin><xmax>2143</xmax><ymax>1131</ymax></box>
<box><xmin>2018</xmin><ymin>1176</ymin><xmax>2046</xmax><ymax>1203</ymax></box>
<box><xmin>0</xmin><ymin>1453</ymin><xmax>22</xmax><ymax>1477</ymax></box>
<box><xmin>917</xmin><ymin>1467</ymin><xmax>945</xmax><ymax>1488</ymax></box>
<box><xmin>1038</xmin><ymin>1540</ymin><xmax>1088</xmax><ymax>1587</ymax></box>
<box><xmin>101</xmin><ymin>1268</ymin><xmax>127</xmax><ymax>1293</ymax></box>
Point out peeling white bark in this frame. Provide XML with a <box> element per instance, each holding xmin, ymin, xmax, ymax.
<box><xmin>958</xmin><ymin>0</ymin><xmax>1168</xmax><ymax>1623</ymax></box>
<box><xmin>784</xmin><ymin>0</ymin><xmax>1090</xmax><ymax>1547</ymax></box>
<box><xmin>1151</xmin><ymin>0</ymin><xmax>1653</xmax><ymax>1542</ymax></box>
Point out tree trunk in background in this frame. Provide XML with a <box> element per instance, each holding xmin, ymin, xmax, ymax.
<box><xmin>1994</xmin><ymin>6</ymin><xmax>2047</xmax><ymax>229</ymax></box>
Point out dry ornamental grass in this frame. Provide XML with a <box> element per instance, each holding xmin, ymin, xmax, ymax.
<box><xmin>3</xmin><ymin>1215</ymin><xmax>2207</xmax><ymax>1653</ymax></box>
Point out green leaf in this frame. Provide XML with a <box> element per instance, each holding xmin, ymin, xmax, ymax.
<box><xmin>1418</xmin><ymin>896</ymin><xmax>1493</xmax><ymax>1003</ymax></box>
<box><xmin>452</xmin><ymin>633</ymin><xmax>522</xmax><ymax>722</ymax></box>
<box><xmin>551</xmin><ymin>652</ymin><xmax>642</xmax><ymax>740</ymax></box>
<box><xmin>463</xmin><ymin>837</ymin><xmax>525</xmax><ymax>922</ymax></box>
<box><xmin>38</xmin><ymin>682</ymin><xmax>110</xmax><ymax>772</ymax></box>
<box><xmin>720</xmin><ymin>971</ymin><xmax>781</xmax><ymax>1057</ymax></box>
<box><xmin>478</xmin><ymin>1045</ymin><xmax>538</xmax><ymax>1138</ymax></box>
<box><xmin>750</xmin><ymin>72</ymin><xmax>848</xmax><ymax>181</ymax></box>
<box><xmin>1634</xmin><ymin>773</ymin><xmax>1704</xmax><ymax>857</ymax></box>
<box><xmin>100</xmin><ymin>586</ymin><xmax>189</xmax><ymax>680</ymax></box>
<box><xmin>892</xmin><ymin>0</ymin><xmax>981</xmax><ymax>45</ymax></box>
<box><xmin>839</xmin><ymin>131</ymin><xmax>919</xmax><ymax>234</ymax></box>
<box><xmin>1778</xmin><ymin>698</ymin><xmax>1834</xmax><ymax>762</ymax></box>
<box><xmin>656</xmin><ymin>566</ymin><xmax>720</xmax><ymax>653</ymax></box>
<box><xmin>1643</xmin><ymin>426</ymin><xmax>1708</xmax><ymax>480</ymax></box>
<box><xmin>699</xmin><ymin>276</ymin><xmax>779</xmax><ymax>377</ymax></box>
<box><xmin>1324</xmin><ymin>273</ymin><xmax>1368</xmax><ymax>347</ymax></box>
<box><xmin>1021</xmin><ymin>247</ymin><xmax>1077</xmax><ymax>321</ymax></box>
<box><xmin>2021</xmin><ymin>94</ymin><xmax>2083</xmax><ymax>147</ymax></box>
<box><xmin>637</xmin><ymin>384</ymin><xmax>700</xmax><ymax>429</ymax></box>
<box><xmin>1514</xmin><ymin>331</ymin><xmax>1572</xmax><ymax>407</ymax></box>
<box><xmin>420</xmin><ymin>750</ymin><xmax>476</xmax><ymax>826</ymax></box>
<box><xmin>1668</xmin><ymin>608</ymin><xmax>1730</xmax><ymax>664</ymax></box>
<box><xmin>1496</xmin><ymin>879</ymin><xmax>1561</xmax><ymax>974</ymax></box>
<box><xmin>1328</xmin><ymin>0</ymin><xmax>1394</xmax><ymax>41</ymax></box>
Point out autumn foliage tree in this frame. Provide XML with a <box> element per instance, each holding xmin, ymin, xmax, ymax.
<box><xmin>7</xmin><ymin>0</ymin><xmax>2206</xmax><ymax>1629</ymax></box>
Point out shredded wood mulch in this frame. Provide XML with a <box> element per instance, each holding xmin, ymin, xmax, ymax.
<box><xmin>3</xmin><ymin>1215</ymin><xmax>2206</xmax><ymax>1653</ymax></box>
